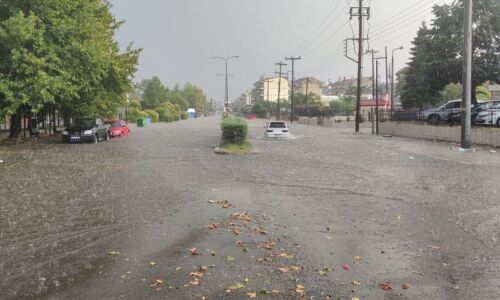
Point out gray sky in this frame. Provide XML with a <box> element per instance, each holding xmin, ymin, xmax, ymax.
<box><xmin>110</xmin><ymin>0</ymin><xmax>451</xmax><ymax>103</ymax></box>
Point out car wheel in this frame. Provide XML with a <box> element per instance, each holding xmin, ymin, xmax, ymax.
<box><xmin>427</xmin><ymin>115</ymin><xmax>440</xmax><ymax>125</ymax></box>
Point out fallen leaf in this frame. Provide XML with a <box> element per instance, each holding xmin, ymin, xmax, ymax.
<box><xmin>278</xmin><ymin>250</ymin><xmax>293</xmax><ymax>259</ymax></box>
<box><xmin>431</xmin><ymin>245</ymin><xmax>440</xmax><ymax>251</ymax></box>
<box><xmin>295</xmin><ymin>284</ymin><xmax>305</xmax><ymax>296</ymax></box>
<box><xmin>380</xmin><ymin>282</ymin><xmax>392</xmax><ymax>290</ymax></box>
<box><xmin>402</xmin><ymin>283</ymin><xmax>411</xmax><ymax>290</ymax></box>
<box><xmin>354</xmin><ymin>256</ymin><xmax>362</xmax><ymax>264</ymax></box>
<box><xmin>189</xmin><ymin>272</ymin><xmax>204</xmax><ymax>278</ymax></box>
<box><xmin>290</xmin><ymin>265</ymin><xmax>302</xmax><ymax>272</ymax></box>
<box><xmin>189</xmin><ymin>279</ymin><xmax>200</xmax><ymax>286</ymax></box>
<box><xmin>190</xmin><ymin>248</ymin><xmax>200</xmax><ymax>256</ymax></box>
<box><xmin>107</xmin><ymin>251</ymin><xmax>120</xmax><ymax>256</ymax></box>
<box><xmin>230</xmin><ymin>212</ymin><xmax>252</xmax><ymax>222</ymax></box>
<box><xmin>352</xmin><ymin>280</ymin><xmax>361</xmax><ymax>286</ymax></box>
<box><xmin>228</xmin><ymin>282</ymin><xmax>245</xmax><ymax>290</ymax></box>
<box><xmin>150</xmin><ymin>279</ymin><xmax>163</xmax><ymax>287</ymax></box>
<box><xmin>259</xmin><ymin>289</ymin><xmax>271</xmax><ymax>295</ymax></box>
<box><xmin>149</xmin><ymin>261</ymin><xmax>156</xmax><ymax>266</ymax></box>
<box><xmin>278</xmin><ymin>267</ymin><xmax>290</xmax><ymax>273</ymax></box>
<box><xmin>264</xmin><ymin>240</ymin><xmax>276</xmax><ymax>250</ymax></box>
<box><xmin>198</xmin><ymin>265</ymin><xmax>208</xmax><ymax>271</ymax></box>
<box><xmin>352</xmin><ymin>298</ymin><xmax>360</xmax><ymax>300</ymax></box>
<box><xmin>176</xmin><ymin>267</ymin><xmax>183</xmax><ymax>271</ymax></box>
<box><xmin>203</xmin><ymin>223</ymin><xmax>221</xmax><ymax>229</ymax></box>
<box><xmin>226</xmin><ymin>255</ymin><xmax>236</xmax><ymax>262</ymax></box>
<box><xmin>247</xmin><ymin>292</ymin><xmax>257</xmax><ymax>298</ymax></box>
<box><xmin>342</xmin><ymin>264</ymin><xmax>350</xmax><ymax>270</ymax></box>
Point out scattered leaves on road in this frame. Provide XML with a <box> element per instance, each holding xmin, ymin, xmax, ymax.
<box><xmin>352</xmin><ymin>280</ymin><xmax>361</xmax><ymax>286</ymax></box>
<box><xmin>203</xmin><ymin>223</ymin><xmax>221</xmax><ymax>229</ymax></box>
<box><xmin>226</xmin><ymin>255</ymin><xmax>236</xmax><ymax>262</ymax></box>
<box><xmin>354</xmin><ymin>256</ymin><xmax>362</xmax><ymax>264</ymax></box>
<box><xmin>230</xmin><ymin>212</ymin><xmax>252</xmax><ymax>222</ymax></box>
<box><xmin>247</xmin><ymin>292</ymin><xmax>257</xmax><ymax>298</ymax></box>
<box><xmin>148</xmin><ymin>261</ymin><xmax>156</xmax><ymax>267</ymax></box>
<box><xmin>402</xmin><ymin>283</ymin><xmax>411</xmax><ymax>290</ymax></box>
<box><xmin>190</xmin><ymin>248</ymin><xmax>200</xmax><ymax>256</ymax></box>
<box><xmin>107</xmin><ymin>251</ymin><xmax>120</xmax><ymax>256</ymax></box>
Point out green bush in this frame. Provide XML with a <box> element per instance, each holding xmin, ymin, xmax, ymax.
<box><xmin>221</xmin><ymin>117</ymin><xmax>248</xmax><ymax>145</ymax></box>
<box><xmin>143</xmin><ymin>109</ymin><xmax>159</xmax><ymax>122</ymax></box>
<box><xmin>181</xmin><ymin>111</ymin><xmax>188</xmax><ymax>120</ymax></box>
<box><xmin>155</xmin><ymin>101</ymin><xmax>181</xmax><ymax>122</ymax></box>
<box><xmin>128</xmin><ymin>108</ymin><xmax>149</xmax><ymax>123</ymax></box>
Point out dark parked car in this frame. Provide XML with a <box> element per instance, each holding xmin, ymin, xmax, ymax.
<box><xmin>62</xmin><ymin>118</ymin><xmax>111</xmax><ymax>143</ymax></box>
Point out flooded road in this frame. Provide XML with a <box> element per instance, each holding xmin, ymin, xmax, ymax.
<box><xmin>1</xmin><ymin>117</ymin><xmax>500</xmax><ymax>299</ymax></box>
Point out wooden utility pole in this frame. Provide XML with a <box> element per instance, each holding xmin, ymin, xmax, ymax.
<box><xmin>305</xmin><ymin>77</ymin><xmax>310</xmax><ymax>106</ymax></box>
<box><xmin>285</xmin><ymin>56</ymin><xmax>301</xmax><ymax>123</ymax></box>
<box><xmin>348</xmin><ymin>0</ymin><xmax>370</xmax><ymax>132</ymax></box>
<box><xmin>461</xmin><ymin>0</ymin><xmax>472</xmax><ymax>149</ymax></box>
<box><xmin>275</xmin><ymin>61</ymin><xmax>287</xmax><ymax>120</ymax></box>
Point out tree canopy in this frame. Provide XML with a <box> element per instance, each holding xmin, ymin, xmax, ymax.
<box><xmin>0</xmin><ymin>0</ymin><xmax>141</xmax><ymax>137</ymax></box>
<box><xmin>400</xmin><ymin>0</ymin><xmax>500</xmax><ymax>108</ymax></box>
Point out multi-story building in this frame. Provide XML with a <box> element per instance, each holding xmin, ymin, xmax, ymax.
<box><xmin>252</xmin><ymin>76</ymin><xmax>289</xmax><ymax>103</ymax></box>
<box><xmin>293</xmin><ymin>77</ymin><xmax>324</xmax><ymax>96</ymax></box>
<box><xmin>322</xmin><ymin>77</ymin><xmax>373</xmax><ymax>97</ymax></box>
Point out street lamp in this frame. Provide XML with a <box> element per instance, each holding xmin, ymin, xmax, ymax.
<box><xmin>213</xmin><ymin>56</ymin><xmax>240</xmax><ymax>115</ymax></box>
<box><xmin>391</xmin><ymin>46</ymin><xmax>404</xmax><ymax>114</ymax></box>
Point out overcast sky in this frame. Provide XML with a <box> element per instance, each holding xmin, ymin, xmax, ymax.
<box><xmin>110</xmin><ymin>0</ymin><xmax>452</xmax><ymax>103</ymax></box>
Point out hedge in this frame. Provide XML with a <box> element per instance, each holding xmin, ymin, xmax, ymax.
<box><xmin>221</xmin><ymin>117</ymin><xmax>248</xmax><ymax>145</ymax></box>
<box><xmin>143</xmin><ymin>109</ymin><xmax>159</xmax><ymax>122</ymax></box>
<box><xmin>181</xmin><ymin>111</ymin><xmax>188</xmax><ymax>120</ymax></box>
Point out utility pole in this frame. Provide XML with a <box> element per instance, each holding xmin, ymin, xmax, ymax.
<box><xmin>264</xmin><ymin>79</ymin><xmax>272</xmax><ymax>120</ymax></box>
<box><xmin>213</xmin><ymin>56</ymin><xmax>239</xmax><ymax>115</ymax></box>
<box><xmin>391</xmin><ymin>46</ymin><xmax>404</xmax><ymax>114</ymax></box>
<box><xmin>375</xmin><ymin>60</ymin><xmax>379</xmax><ymax>135</ymax></box>
<box><xmin>275</xmin><ymin>61</ymin><xmax>287</xmax><ymax>120</ymax></box>
<box><xmin>347</xmin><ymin>0</ymin><xmax>370</xmax><ymax>133</ymax></box>
<box><xmin>305</xmin><ymin>77</ymin><xmax>310</xmax><ymax>106</ymax></box>
<box><xmin>461</xmin><ymin>0</ymin><xmax>472</xmax><ymax>149</ymax></box>
<box><xmin>285</xmin><ymin>56</ymin><xmax>301</xmax><ymax>123</ymax></box>
<box><xmin>385</xmin><ymin>46</ymin><xmax>389</xmax><ymax>96</ymax></box>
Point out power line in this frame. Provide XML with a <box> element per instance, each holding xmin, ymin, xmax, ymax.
<box><xmin>370</xmin><ymin>0</ymin><xmax>438</xmax><ymax>31</ymax></box>
<box><xmin>292</xmin><ymin>0</ymin><xmax>344</xmax><ymax>55</ymax></box>
<box><xmin>298</xmin><ymin>3</ymin><xmax>350</xmax><ymax>55</ymax></box>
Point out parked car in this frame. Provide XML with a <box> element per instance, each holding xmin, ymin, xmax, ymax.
<box><xmin>62</xmin><ymin>118</ymin><xmax>110</xmax><ymax>143</ymax></box>
<box><xmin>472</xmin><ymin>101</ymin><xmax>500</xmax><ymax>123</ymax></box>
<box><xmin>246</xmin><ymin>114</ymin><xmax>257</xmax><ymax>120</ymax></box>
<box><xmin>423</xmin><ymin>99</ymin><xmax>462</xmax><ymax>125</ymax></box>
<box><xmin>265</xmin><ymin>121</ymin><xmax>290</xmax><ymax>138</ymax></box>
<box><xmin>105</xmin><ymin>119</ymin><xmax>130</xmax><ymax>138</ymax></box>
<box><xmin>475</xmin><ymin>104</ymin><xmax>500</xmax><ymax>126</ymax></box>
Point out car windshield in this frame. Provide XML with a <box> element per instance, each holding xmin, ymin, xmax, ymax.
<box><xmin>107</xmin><ymin>121</ymin><xmax>122</xmax><ymax>127</ymax></box>
<box><xmin>269</xmin><ymin>122</ymin><xmax>287</xmax><ymax>128</ymax></box>
<box><xmin>75</xmin><ymin>119</ymin><xmax>94</xmax><ymax>127</ymax></box>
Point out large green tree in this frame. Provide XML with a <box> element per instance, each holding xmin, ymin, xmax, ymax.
<box><xmin>142</xmin><ymin>76</ymin><xmax>167</xmax><ymax>109</ymax></box>
<box><xmin>401</xmin><ymin>0</ymin><xmax>500</xmax><ymax>108</ymax></box>
<box><xmin>0</xmin><ymin>0</ymin><xmax>140</xmax><ymax>138</ymax></box>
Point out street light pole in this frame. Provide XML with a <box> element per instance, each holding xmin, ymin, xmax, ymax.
<box><xmin>391</xmin><ymin>46</ymin><xmax>404</xmax><ymax>114</ymax></box>
<box><xmin>461</xmin><ymin>0</ymin><xmax>473</xmax><ymax>149</ymax></box>
<box><xmin>213</xmin><ymin>56</ymin><xmax>239</xmax><ymax>115</ymax></box>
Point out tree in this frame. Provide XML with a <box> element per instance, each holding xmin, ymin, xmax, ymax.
<box><xmin>182</xmin><ymin>83</ymin><xmax>207</xmax><ymax>115</ymax></box>
<box><xmin>142</xmin><ymin>76</ymin><xmax>167</xmax><ymax>109</ymax></box>
<box><xmin>0</xmin><ymin>0</ymin><xmax>140</xmax><ymax>138</ymax></box>
<box><xmin>292</xmin><ymin>92</ymin><xmax>322</xmax><ymax>107</ymax></box>
<box><xmin>400</xmin><ymin>0</ymin><xmax>500</xmax><ymax>108</ymax></box>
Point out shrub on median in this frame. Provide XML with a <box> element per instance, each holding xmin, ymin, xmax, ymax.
<box><xmin>221</xmin><ymin>117</ymin><xmax>248</xmax><ymax>145</ymax></box>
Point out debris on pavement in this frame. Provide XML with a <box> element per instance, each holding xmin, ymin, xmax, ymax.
<box><xmin>190</xmin><ymin>248</ymin><xmax>200</xmax><ymax>256</ymax></box>
<box><xmin>342</xmin><ymin>264</ymin><xmax>350</xmax><ymax>270</ymax></box>
<box><xmin>353</xmin><ymin>256</ymin><xmax>362</xmax><ymax>264</ymax></box>
<box><xmin>380</xmin><ymin>282</ymin><xmax>393</xmax><ymax>290</ymax></box>
<box><xmin>402</xmin><ymin>283</ymin><xmax>411</xmax><ymax>290</ymax></box>
<box><xmin>295</xmin><ymin>284</ymin><xmax>305</xmax><ymax>296</ymax></box>
<box><xmin>208</xmin><ymin>200</ymin><xmax>234</xmax><ymax>208</ymax></box>
<box><xmin>107</xmin><ymin>251</ymin><xmax>120</xmax><ymax>256</ymax></box>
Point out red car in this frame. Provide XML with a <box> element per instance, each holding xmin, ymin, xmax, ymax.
<box><xmin>246</xmin><ymin>114</ymin><xmax>257</xmax><ymax>120</ymax></box>
<box><xmin>105</xmin><ymin>120</ymin><xmax>130</xmax><ymax>138</ymax></box>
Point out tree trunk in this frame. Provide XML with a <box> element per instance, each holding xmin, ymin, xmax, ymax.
<box><xmin>9</xmin><ymin>108</ymin><xmax>22</xmax><ymax>139</ymax></box>
<box><xmin>52</xmin><ymin>107</ymin><xmax>57</xmax><ymax>133</ymax></box>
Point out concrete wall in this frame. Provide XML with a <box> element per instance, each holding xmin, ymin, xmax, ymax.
<box><xmin>379</xmin><ymin>122</ymin><xmax>500</xmax><ymax>147</ymax></box>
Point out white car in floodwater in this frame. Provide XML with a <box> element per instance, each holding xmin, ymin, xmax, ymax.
<box><xmin>265</xmin><ymin>121</ymin><xmax>290</xmax><ymax>138</ymax></box>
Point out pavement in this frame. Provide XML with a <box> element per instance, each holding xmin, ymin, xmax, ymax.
<box><xmin>1</xmin><ymin>117</ymin><xmax>500</xmax><ymax>299</ymax></box>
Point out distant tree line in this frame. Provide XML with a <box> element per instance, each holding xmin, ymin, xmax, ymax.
<box><xmin>0</xmin><ymin>0</ymin><xmax>141</xmax><ymax>138</ymax></box>
<box><xmin>129</xmin><ymin>77</ymin><xmax>213</xmax><ymax>122</ymax></box>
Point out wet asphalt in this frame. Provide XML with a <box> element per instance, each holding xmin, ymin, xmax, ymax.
<box><xmin>1</xmin><ymin>117</ymin><xmax>500</xmax><ymax>299</ymax></box>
